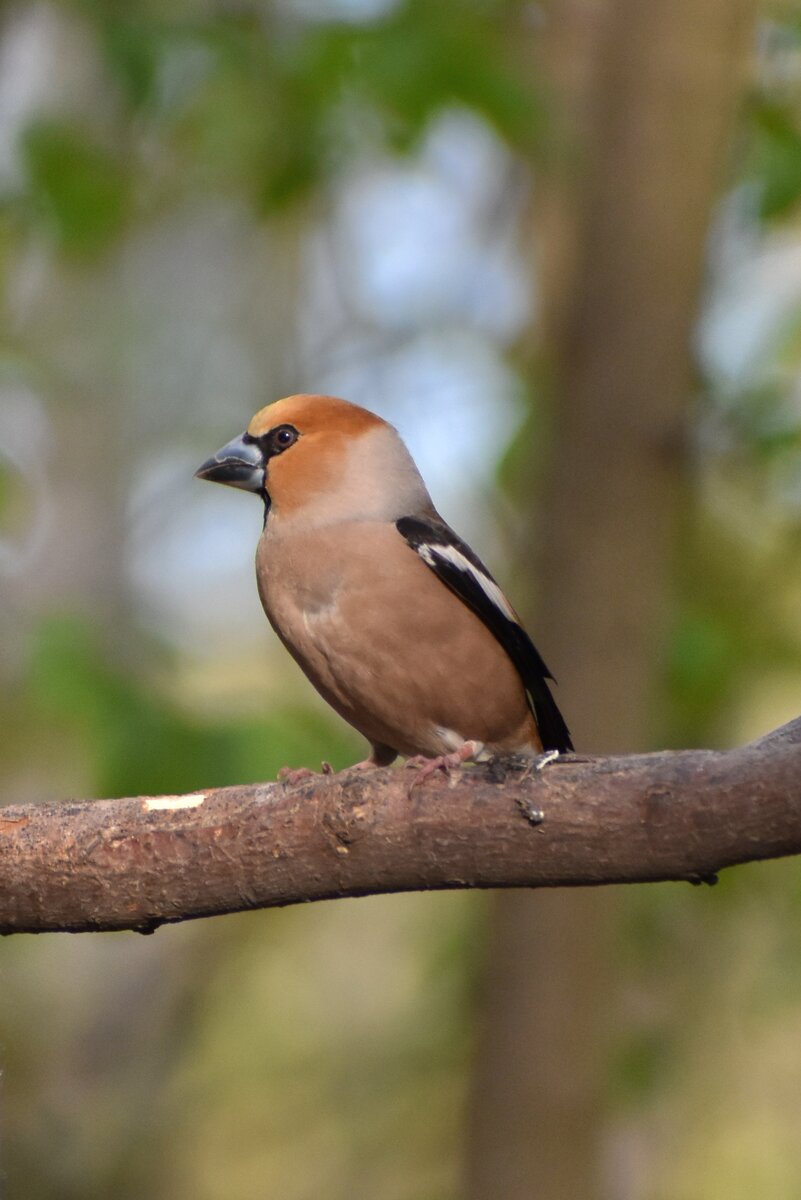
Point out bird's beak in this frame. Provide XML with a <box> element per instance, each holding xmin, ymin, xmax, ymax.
<box><xmin>194</xmin><ymin>434</ymin><xmax>265</xmax><ymax>493</ymax></box>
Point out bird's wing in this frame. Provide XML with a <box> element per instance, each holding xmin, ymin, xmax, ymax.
<box><xmin>396</xmin><ymin>515</ymin><xmax>573</xmax><ymax>753</ymax></box>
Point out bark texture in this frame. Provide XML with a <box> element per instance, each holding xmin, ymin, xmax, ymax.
<box><xmin>1</xmin><ymin>717</ymin><xmax>799</xmax><ymax>935</ymax></box>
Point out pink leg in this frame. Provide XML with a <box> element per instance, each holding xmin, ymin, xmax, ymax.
<box><xmin>406</xmin><ymin>740</ymin><xmax>482</xmax><ymax>790</ymax></box>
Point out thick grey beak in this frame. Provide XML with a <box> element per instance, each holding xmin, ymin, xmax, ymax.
<box><xmin>194</xmin><ymin>434</ymin><xmax>264</xmax><ymax>493</ymax></box>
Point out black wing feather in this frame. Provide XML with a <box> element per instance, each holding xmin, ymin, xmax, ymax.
<box><xmin>396</xmin><ymin>515</ymin><xmax>573</xmax><ymax>753</ymax></box>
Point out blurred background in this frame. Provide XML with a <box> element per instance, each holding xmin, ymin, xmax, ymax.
<box><xmin>1</xmin><ymin>1</ymin><xmax>801</xmax><ymax>1197</ymax></box>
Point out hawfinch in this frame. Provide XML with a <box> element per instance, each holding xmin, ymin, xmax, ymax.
<box><xmin>195</xmin><ymin>394</ymin><xmax>572</xmax><ymax>772</ymax></box>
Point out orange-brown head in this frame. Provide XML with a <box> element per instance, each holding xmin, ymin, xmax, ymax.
<box><xmin>195</xmin><ymin>394</ymin><xmax>430</xmax><ymax>525</ymax></box>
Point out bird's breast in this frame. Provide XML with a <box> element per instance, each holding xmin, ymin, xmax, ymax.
<box><xmin>253</xmin><ymin>521</ymin><xmax>540</xmax><ymax>759</ymax></box>
<box><xmin>255</xmin><ymin>529</ymin><xmax>342</xmax><ymax>638</ymax></box>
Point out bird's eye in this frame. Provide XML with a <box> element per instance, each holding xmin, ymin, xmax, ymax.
<box><xmin>270</xmin><ymin>425</ymin><xmax>298</xmax><ymax>454</ymax></box>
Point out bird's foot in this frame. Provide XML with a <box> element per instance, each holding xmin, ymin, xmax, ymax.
<box><xmin>278</xmin><ymin>761</ymin><xmax>335</xmax><ymax>785</ymax></box>
<box><xmin>405</xmin><ymin>740</ymin><xmax>481</xmax><ymax>792</ymax></box>
<box><xmin>278</xmin><ymin>766</ymin><xmax>315</xmax><ymax>785</ymax></box>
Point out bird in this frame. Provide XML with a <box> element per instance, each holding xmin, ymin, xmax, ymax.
<box><xmin>195</xmin><ymin>394</ymin><xmax>572</xmax><ymax>778</ymax></box>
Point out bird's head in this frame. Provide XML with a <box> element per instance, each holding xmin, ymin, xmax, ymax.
<box><xmin>195</xmin><ymin>393</ymin><xmax>430</xmax><ymax>526</ymax></box>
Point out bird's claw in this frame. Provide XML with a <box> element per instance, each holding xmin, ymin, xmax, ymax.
<box><xmin>278</xmin><ymin>765</ymin><xmax>317</xmax><ymax>785</ymax></box>
<box><xmin>405</xmin><ymin>752</ymin><xmax>456</xmax><ymax>784</ymax></box>
<box><xmin>405</xmin><ymin>741</ymin><xmax>480</xmax><ymax>793</ymax></box>
<box><xmin>278</xmin><ymin>760</ymin><xmax>335</xmax><ymax>785</ymax></box>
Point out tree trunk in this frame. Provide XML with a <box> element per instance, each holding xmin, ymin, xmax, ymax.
<box><xmin>466</xmin><ymin>2</ymin><xmax>756</xmax><ymax>1198</ymax></box>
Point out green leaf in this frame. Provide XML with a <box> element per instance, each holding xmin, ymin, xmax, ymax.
<box><xmin>20</xmin><ymin>120</ymin><xmax>130</xmax><ymax>259</ymax></box>
<box><xmin>27</xmin><ymin>616</ymin><xmax>357</xmax><ymax>798</ymax></box>
<box><xmin>750</xmin><ymin>102</ymin><xmax>801</xmax><ymax>221</ymax></box>
<box><xmin>60</xmin><ymin>1</ymin><xmax>542</xmax><ymax>214</ymax></box>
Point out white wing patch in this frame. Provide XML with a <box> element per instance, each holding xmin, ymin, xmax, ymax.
<box><xmin>418</xmin><ymin>543</ymin><xmax>518</xmax><ymax>622</ymax></box>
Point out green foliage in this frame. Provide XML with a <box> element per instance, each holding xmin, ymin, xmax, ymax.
<box><xmin>4</xmin><ymin>1</ymin><xmax>541</xmax><ymax>253</ymax></box>
<box><xmin>614</xmin><ymin>1028</ymin><xmax>676</xmax><ymax>1103</ymax></box>
<box><xmin>0</xmin><ymin>457</ymin><xmax>39</xmax><ymax>545</ymax></box>
<box><xmin>751</xmin><ymin>102</ymin><xmax>801</xmax><ymax>220</ymax></box>
<box><xmin>664</xmin><ymin>512</ymin><xmax>801</xmax><ymax>748</ymax></box>
<box><xmin>667</xmin><ymin>604</ymin><xmax>735</xmax><ymax>738</ymax></box>
<box><xmin>19</xmin><ymin>120</ymin><xmax>131</xmax><ymax>259</ymax></box>
<box><xmin>60</xmin><ymin>0</ymin><xmax>541</xmax><ymax>215</ymax></box>
<box><xmin>661</xmin><ymin>315</ymin><xmax>801</xmax><ymax>746</ymax></box>
<box><xmin>92</xmin><ymin>8</ymin><xmax>165</xmax><ymax>112</ymax></box>
<box><xmin>27</xmin><ymin>615</ymin><xmax>356</xmax><ymax>798</ymax></box>
<box><xmin>746</xmin><ymin>18</ymin><xmax>801</xmax><ymax>220</ymax></box>
<box><xmin>718</xmin><ymin>380</ymin><xmax>801</xmax><ymax>465</ymax></box>
<box><xmin>0</xmin><ymin>459</ymin><xmax>12</xmax><ymax>525</ymax></box>
<box><xmin>306</xmin><ymin>0</ymin><xmax>540</xmax><ymax>152</ymax></box>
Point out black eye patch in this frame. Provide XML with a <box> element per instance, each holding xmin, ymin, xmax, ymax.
<box><xmin>244</xmin><ymin>424</ymin><xmax>300</xmax><ymax>458</ymax></box>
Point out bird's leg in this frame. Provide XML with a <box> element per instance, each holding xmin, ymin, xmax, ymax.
<box><xmin>406</xmin><ymin>740</ymin><xmax>482</xmax><ymax>790</ymax></box>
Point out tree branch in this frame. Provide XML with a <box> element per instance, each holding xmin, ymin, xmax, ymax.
<box><xmin>3</xmin><ymin>717</ymin><xmax>801</xmax><ymax>935</ymax></box>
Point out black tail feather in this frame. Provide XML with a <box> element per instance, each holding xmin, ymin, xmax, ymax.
<box><xmin>527</xmin><ymin>675</ymin><xmax>573</xmax><ymax>753</ymax></box>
